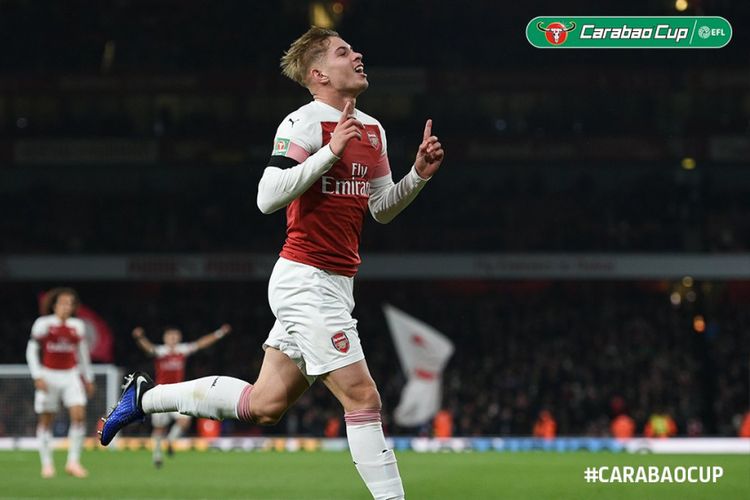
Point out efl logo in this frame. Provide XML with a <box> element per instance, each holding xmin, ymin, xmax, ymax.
<box><xmin>537</xmin><ymin>21</ymin><xmax>577</xmax><ymax>45</ymax></box>
<box><xmin>698</xmin><ymin>25</ymin><xmax>726</xmax><ymax>39</ymax></box>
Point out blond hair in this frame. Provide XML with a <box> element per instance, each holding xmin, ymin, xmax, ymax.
<box><xmin>280</xmin><ymin>26</ymin><xmax>339</xmax><ymax>87</ymax></box>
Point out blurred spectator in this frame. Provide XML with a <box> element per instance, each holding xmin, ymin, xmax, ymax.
<box><xmin>196</xmin><ymin>418</ymin><xmax>221</xmax><ymax>439</ymax></box>
<box><xmin>686</xmin><ymin>417</ymin><xmax>704</xmax><ymax>437</ymax></box>
<box><xmin>533</xmin><ymin>410</ymin><xmax>557</xmax><ymax>440</ymax></box>
<box><xmin>739</xmin><ymin>411</ymin><xmax>750</xmax><ymax>438</ymax></box>
<box><xmin>433</xmin><ymin>409</ymin><xmax>453</xmax><ymax>438</ymax></box>
<box><xmin>610</xmin><ymin>414</ymin><xmax>636</xmax><ymax>440</ymax></box>
<box><xmin>324</xmin><ymin>414</ymin><xmax>342</xmax><ymax>438</ymax></box>
<box><xmin>644</xmin><ymin>412</ymin><xmax>678</xmax><ymax>438</ymax></box>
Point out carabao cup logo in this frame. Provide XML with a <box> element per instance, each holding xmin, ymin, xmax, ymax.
<box><xmin>537</xmin><ymin>21</ymin><xmax>577</xmax><ymax>45</ymax></box>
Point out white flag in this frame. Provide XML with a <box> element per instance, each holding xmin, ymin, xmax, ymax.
<box><xmin>383</xmin><ymin>304</ymin><xmax>454</xmax><ymax>426</ymax></box>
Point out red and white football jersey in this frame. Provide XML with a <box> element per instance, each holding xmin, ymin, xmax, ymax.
<box><xmin>271</xmin><ymin>100</ymin><xmax>391</xmax><ymax>276</ymax></box>
<box><xmin>153</xmin><ymin>343</ymin><xmax>197</xmax><ymax>384</ymax></box>
<box><xmin>30</xmin><ymin>315</ymin><xmax>86</xmax><ymax>370</ymax></box>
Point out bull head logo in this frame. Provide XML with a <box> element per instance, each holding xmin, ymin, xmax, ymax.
<box><xmin>537</xmin><ymin>21</ymin><xmax>576</xmax><ymax>45</ymax></box>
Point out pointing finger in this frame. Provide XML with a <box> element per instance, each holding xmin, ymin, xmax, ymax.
<box><xmin>423</xmin><ymin>119</ymin><xmax>432</xmax><ymax>141</ymax></box>
<box><xmin>339</xmin><ymin>100</ymin><xmax>354</xmax><ymax>124</ymax></box>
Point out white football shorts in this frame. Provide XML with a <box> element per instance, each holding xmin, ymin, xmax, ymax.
<box><xmin>264</xmin><ymin>257</ymin><xmax>365</xmax><ymax>381</ymax></box>
<box><xmin>34</xmin><ymin>368</ymin><xmax>87</xmax><ymax>413</ymax></box>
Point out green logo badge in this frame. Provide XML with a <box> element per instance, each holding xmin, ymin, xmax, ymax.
<box><xmin>272</xmin><ymin>137</ymin><xmax>290</xmax><ymax>156</ymax></box>
<box><xmin>527</xmin><ymin>16</ymin><xmax>732</xmax><ymax>48</ymax></box>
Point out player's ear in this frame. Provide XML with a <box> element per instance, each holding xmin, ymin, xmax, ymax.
<box><xmin>311</xmin><ymin>68</ymin><xmax>329</xmax><ymax>85</ymax></box>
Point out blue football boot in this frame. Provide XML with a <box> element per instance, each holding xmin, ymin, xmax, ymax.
<box><xmin>99</xmin><ymin>372</ymin><xmax>154</xmax><ymax>446</ymax></box>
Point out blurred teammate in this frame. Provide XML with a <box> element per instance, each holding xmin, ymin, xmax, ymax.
<box><xmin>131</xmin><ymin>324</ymin><xmax>231</xmax><ymax>468</ymax></box>
<box><xmin>26</xmin><ymin>287</ymin><xmax>95</xmax><ymax>478</ymax></box>
<box><xmin>102</xmin><ymin>26</ymin><xmax>444</xmax><ymax>499</ymax></box>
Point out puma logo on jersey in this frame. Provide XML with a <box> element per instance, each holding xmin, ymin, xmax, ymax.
<box><xmin>288</xmin><ymin>118</ymin><xmax>300</xmax><ymax>127</ymax></box>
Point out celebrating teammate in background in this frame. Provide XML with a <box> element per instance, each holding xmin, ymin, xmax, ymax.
<box><xmin>131</xmin><ymin>324</ymin><xmax>231</xmax><ymax>468</ymax></box>
<box><xmin>102</xmin><ymin>26</ymin><xmax>444</xmax><ymax>499</ymax></box>
<box><xmin>26</xmin><ymin>287</ymin><xmax>95</xmax><ymax>478</ymax></box>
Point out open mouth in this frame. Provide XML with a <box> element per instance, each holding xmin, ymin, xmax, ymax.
<box><xmin>354</xmin><ymin>64</ymin><xmax>366</xmax><ymax>75</ymax></box>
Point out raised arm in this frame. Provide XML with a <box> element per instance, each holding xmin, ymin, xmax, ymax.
<box><xmin>257</xmin><ymin>100</ymin><xmax>363</xmax><ymax>214</ymax></box>
<box><xmin>368</xmin><ymin>119</ymin><xmax>445</xmax><ymax>224</ymax></box>
<box><xmin>132</xmin><ymin>327</ymin><xmax>157</xmax><ymax>356</ymax></box>
<box><xmin>193</xmin><ymin>324</ymin><xmax>232</xmax><ymax>351</ymax></box>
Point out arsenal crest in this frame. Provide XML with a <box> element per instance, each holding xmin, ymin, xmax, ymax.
<box><xmin>331</xmin><ymin>331</ymin><xmax>350</xmax><ymax>353</ymax></box>
<box><xmin>367</xmin><ymin>131</ymin><xmax>379</xmax><ymax>150</ymax></box>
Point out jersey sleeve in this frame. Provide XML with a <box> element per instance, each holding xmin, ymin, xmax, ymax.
<box><xmin>177</xmin><ymin>343</ymin><xmax>198</xmax><ymax>356</ymax></box>
<box><xmin>30</xmin><ymin>317</ymin><xmax>47</xmax><ymax>340</ymax></box>
<box><xmin>377</xmin><ymin>122</ymin><xmax>388</xmax><ymax>157</ymax></box>
<box><xmin>153</xmin><ymin>345</ymin><xmax>168</xmax><ymax>358</ymax></box>
<box><xmin>26</xmin><ymin>338</ymin><xmax>42</xmax><ymax>379</ymax></box>
<box><xmin>270</xmin><ymin>111</ymin><xmax>322</xmax><ymax>163</ymax></box>
<box><xmin>367</xmin><ymin>120</ymin><xmax>429</xmax><ymax>224</ymax></box>
<box><xmin>70</xmin><ymin>318</ymin><xmax>87</xmax><ymax>338</ymax></box>
<box><xmin>77</xmin><ymin>335</ymin><xmax>94</xmax><ymax>382</ymax></box>
<box><xmin>371</xmin><ymin>122</ymin><xmax>391</xmax><ymax>181</ymax></box>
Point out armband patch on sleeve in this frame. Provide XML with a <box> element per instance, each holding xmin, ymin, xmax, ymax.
<box><xmin>272</xmin><ymin>137</ymin><xmax>291</xmax><ymax>156</ymax></box>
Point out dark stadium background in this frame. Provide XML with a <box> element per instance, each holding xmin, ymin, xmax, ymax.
<box><xmin>0</xmin><ymin>0</ymin><xmax>749</xmax><ymax>441</ymax></box>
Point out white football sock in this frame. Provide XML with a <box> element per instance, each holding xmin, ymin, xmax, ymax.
<box><xmin>153</xmin><ymin>433</ymin><xmax>163</xmax><ymax>462</ymax></box>
<box><xmin>142</xmin><ymin>376</ymin><xmax>250</xmax><ymax>420</ymax></box>
<box><xmin>67</xmin><ymin>422</ymin><xmax>85</xmax><ymax>465</ymax></box>
<box><xmin>167</xmin><ymin>421</ymin><xmax>185</xmax><ymax>442</ymax></box>
<box><xmin>37</xmin><ymin>425</ymin><xmax>53</xmax><ymax>468</ymax></box>
<box><xmin>345</xmin><ymin>409</ymin><xmax>405</xmax><ymax>500</ymax></box>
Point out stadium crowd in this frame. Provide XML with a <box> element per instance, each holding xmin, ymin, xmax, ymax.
<box><xmin>1</xmin><ymin>281</ymin><xmax>747</xmax><ymax>438</ymax></box>
<box><xmin>1</xmin><ymin>0</ymin><xmax>748</xmax><ymax>442</ymax></box>
<box><xmin>3</xmin><ymin>163</ymin><xmax>750</xmax><ymax>254</ymax></box>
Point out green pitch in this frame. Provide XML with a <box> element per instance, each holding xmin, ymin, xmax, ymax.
<box><xmin>0</xmin><ymin>451</ymin><xmax>747</xmax><ymax>499</ymax></box>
